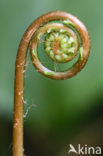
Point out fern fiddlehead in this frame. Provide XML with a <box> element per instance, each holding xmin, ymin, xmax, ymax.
<box><xmin>13</xmin><ymin>11</ymin><xmax>90</xmax><ymax>156</ymax></box>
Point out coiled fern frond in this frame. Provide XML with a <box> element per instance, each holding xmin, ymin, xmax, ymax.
<box><xmin>13</xmin><ymin>11</ymin><xmax>90</xmax><ymax>156</ymax></box>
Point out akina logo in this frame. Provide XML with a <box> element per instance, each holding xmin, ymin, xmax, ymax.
<box><xmin>68</xmin><ymin>144</ymin><xmax>102</xmax><ymax>155</ymax></box>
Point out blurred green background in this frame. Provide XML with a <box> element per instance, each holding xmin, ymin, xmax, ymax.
<box><xmin>0</xmin><ymin>0</ymin><xmax>103</xmax><ymax>155</ymax></box>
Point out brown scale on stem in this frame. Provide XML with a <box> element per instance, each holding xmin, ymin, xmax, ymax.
<box><xmin>13</xmin><ymin>11</ymin><xmax>90</xmax><ymax>156</ymax></box>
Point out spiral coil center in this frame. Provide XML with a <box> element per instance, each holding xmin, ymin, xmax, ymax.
<box><xmin>44</xmin><ymin>29</ymin><xmax>77</xmax><ymax>62</ymax></box>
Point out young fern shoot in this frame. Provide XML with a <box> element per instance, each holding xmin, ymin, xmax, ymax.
<box><xmin>13</xmin><ymin>11</ymin><xmax>90</xmax><ymax>156</ymax></box>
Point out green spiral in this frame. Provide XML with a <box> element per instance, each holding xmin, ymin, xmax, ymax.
<box><xmin>44</xmin><ymin>24</ymin><xmax>78</xmax><ymax>63</ymax></box>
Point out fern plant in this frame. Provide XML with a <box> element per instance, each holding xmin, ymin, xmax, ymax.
<box><xmin>13</xmin><ymin>11</ymin><xmax>90</xmax><ymax>156</ymax></box>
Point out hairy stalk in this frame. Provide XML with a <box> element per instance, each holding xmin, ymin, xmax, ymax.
<box><xmin>13</xmin><ymin>11</ymin><xmax>90</xmax><ymax>156</ymax></box>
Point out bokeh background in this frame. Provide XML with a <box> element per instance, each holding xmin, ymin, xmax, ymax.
<box><xmin>0</xmin><ymin>0</ymin><xmax>103</xmax><ymax>155</ymax></box>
